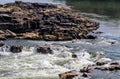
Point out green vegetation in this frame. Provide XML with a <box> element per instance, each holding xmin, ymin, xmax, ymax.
<box><xmin>57</xmin><ymin>0</ymin><xmax>120</xmax><ymax>19</ymax></box>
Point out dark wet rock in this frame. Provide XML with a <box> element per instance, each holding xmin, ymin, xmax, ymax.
<box><xmin>110</xmin><ymin>62</ymin><xmax>120</xmax><ymax>65</ymax></box>
<box><xmin>86</xmin><ymin>35</ymin><xmax>97</xmax><ymax>39</ymax></box>
<box><xmin>82</xmin><ymin>73</ymin><xmax>89</xmax><ymax>77</ymax></box>
<box><xmin>95</xmin><ymin>65</ymin><xmax>120</xmax><ymax>71</ymax></box>
<box><xmin>0</xmin><ymin>38</ymin><xmax>6</xmax><ymax>40</ymax></box>
<box><xmin>111</xmin><ymin>42</ymin><xmax>115</xmax><ymax>45</ymax></box>
<box><xmin>59</xmin><ymin>70</ymin><xmax>78</xmax><ymax>79</ymax></box>
<box><xmin>36</xmin><ymin>46</ymin><xmax>52</xmax><ymax>54</ymax></box>
<box><xmin>0</xmin><ymin>14</ymin><xmax>12</xmax><ymax>22</ymax></box>
<box><xmin>95</xmin><ymin>61</ymin><xmax>120</xmax><ymax>71</ymax></box>
<box><xmin>80</xmin><ymin>65</ymin><xmax>95</xmax><ymax>73</ymax></box>
<box><xmin>96</xmin><ymin>62</ymin><xmax>106</xmax><ymax>66</ymax></box>
<box><xmin>59</xmin><ymin>60</ymin><xmax>120</xmax><ymax>79</ymax></box>
<box><xmin>0</xmin><ymin>4</ymin><xmax>3</xmax><ymax>7</ymax></box>
<box><xmin>96</xmin><ymin>58</ymin><xmax>112</xmax><ymax>66</ymax></box>
<box><xmin>0</xmin><ymin>1</ymin><xmax>99</xmax><ymax>41</ymax></box>
<box><xmin>57</xmin><ymin>35</ymin><xmax>73</xmax><ymax>41</ymax></box>
<box><xmin>95</xmin><ymin>31</ymin><xmax>103</xmax><ymax>34</ymax></box>
<box><xmin>0</xmin><ymin>41</ymin><xmax>4</xmax><ymax>47</ymax></box>
<box><xmin>59</xmin><ymin>23</ymin><xmax>77</xmax><ymax>26</ymax></box>
<box><xmin>72</xmin><ymin>53</ymin><xmax>77</xmax><ymax>58</ymax></box>
<box><xmin>10</xmin><ymin>45</ymin><xmax>23</xmax><ymax>53</ymax></box>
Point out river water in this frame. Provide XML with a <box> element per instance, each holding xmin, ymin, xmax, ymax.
<box><xmin>0</xmin><ymin>0</ymin><xmax>120</xmax><ymax>79</ymax></box>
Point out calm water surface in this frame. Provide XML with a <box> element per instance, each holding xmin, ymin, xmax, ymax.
<box><xmin>0</xmin><ymin>0</ymin><xmax>120</xmax><ymax>79</ymax></box>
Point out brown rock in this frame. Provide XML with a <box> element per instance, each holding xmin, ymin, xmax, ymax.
<box><xmin>59</xmin><ymin>71</ymin><xmax>78</xmax><ymax>79</ymax></box>
<box><xmin>0</xmin><ymin>30</ymin><xmax>5</xmax><ymax>34</ymax></box>
<box><xmin>0</xmin><ymin>1</ymin><xmax>100</xmax><ymax>41</ymax></box>
<box><xmin>23</xmin><ymin>32</ymin><xmax>41</xmax><ymax>39</ymax></box>
<box><xmin>57</xmin><ymin>33</ymin><xmax>73</xmax><ymax>41</ymax></box>
<box><xmin>0</xmin><ymin>8</ymin><xmax>12</xmax><ymax>14</ymax></box>
<box><xmin>5</xmin><ymin>29</ymin><xmax>16</xmax><ymax>38</ymax></box>
<box><xmin>43</xmin><ymin>35</ymin><xmax>57</xmax><ymax>41</ymax></box>
<box><xmin>0</xmin><ymin>34</ymin><xmax>6</xmax><ymax>40</ymax></box>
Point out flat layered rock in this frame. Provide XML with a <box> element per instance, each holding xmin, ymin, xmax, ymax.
<box><xmin>0</xmin><ymin>1</ymin><xmax>100</xmax><ymax>41</ymax></box>
<box><xmin>59</xmin><ymin>70</ymin><xmax>78</xmax><ymax>79</ymax></box>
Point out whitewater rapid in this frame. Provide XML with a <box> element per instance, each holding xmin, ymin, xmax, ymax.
<box><xmin>0</xmin><ymin>37</ymin><xmax>119</xmax><ymax>79</ymax></box>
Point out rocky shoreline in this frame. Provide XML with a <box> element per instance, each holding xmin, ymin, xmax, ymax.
<box><xmin>59</xmin><ymin>59</ymin><xmax>120</xmax><ymax>79</ymax></box>
<box><xmin>0</xmin><ymin>1</ymin><xmax>99</xmax><ymax>41</ymax></box>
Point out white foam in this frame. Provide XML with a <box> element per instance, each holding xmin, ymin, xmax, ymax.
<box><xmin>97</xmin><ymin>58</ymin><xmax>112</xmax><ymax>63</ymax></box>
<box><xmin>0</xmin><ymin>46</ymin><xmax>11</xmax><ymax>56</ymax></box>
<box><xmin>0</xmin><ymin>44</ymin><xmax>107</xmax><ymax>78</ymax></box>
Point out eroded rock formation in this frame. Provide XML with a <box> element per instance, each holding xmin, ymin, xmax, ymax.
<box><xmin>0</xmin><ymin>1</ymin><xmax>99</xmax><ymax>41</ymax></box>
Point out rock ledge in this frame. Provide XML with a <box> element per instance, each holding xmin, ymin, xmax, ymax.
<box><xmin>0</xmin><ymin>1</ymin><xmax>99</xmax><ymax>41</ymax></box>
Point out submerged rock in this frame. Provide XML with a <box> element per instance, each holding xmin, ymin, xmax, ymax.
<box><xmin>36</xmin><ymin>46</ymin><xmax>52</xmax><ymax>54</ymax></box>
<box><xmin>82</xmin><ymin>73</ymin><xmax>89</xmax><ymax>78</ymax></box>
<box><xmin>0</xmin><ymin>41</ymin><xmax>4</xmax><ymax>47</ymax></box>
<box><xmin>95</xmin><ymin>60</ymin><xmax>120</xmax><ymax>71</ymax></box>
<box><xmin>10</xmin><ymin>45</ymin><xmax>23</xmax><ymax>53</ymax></box>
<box><xmin>72</xmin><ymin>53</ymin><xmax>77</xmax><ymax>58</ymax></box>
<box><xmin>59</xmin><ymin>59</ymin><xmax>120</xmax><ymax>79</ymax></box>
<box><xmin>80</xmin><ymin>65</ymin><xmax>95</xmax><ymax>73</ymax></box>
<box><xmin>86</xmin><ymin>35</ymin><xmax>97</xmax><ymax>39</ymax></box>
<box><xmin>0</xmin><ymin>1</ymin><xmax>99</xmax><ymax>41</ymax></box>
<box><xmin>96</xmin><ymin>58</ymin><xmax>112</xmax><ymax>66</ymax></box>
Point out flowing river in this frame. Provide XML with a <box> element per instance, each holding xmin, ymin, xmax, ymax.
<box><xmin>0</xmin><ymin>0</ymin><xmax>120</xmax><ymax>79</ymax></box>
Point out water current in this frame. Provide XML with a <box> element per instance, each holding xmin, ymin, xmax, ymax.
<box><xmin>0</xmin><ymin>0</ymin><xmax>120</xmax><ymax>79</ymax></box>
